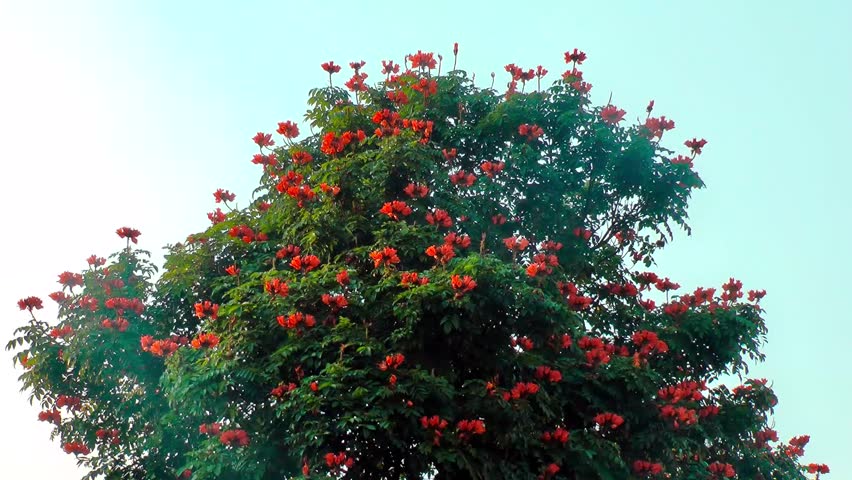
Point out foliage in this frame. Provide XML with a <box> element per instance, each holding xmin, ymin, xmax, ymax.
<box><xmin>8</xmin><ymin>47</ymin><xmax>828</xmax><ymax>479</ymax></box>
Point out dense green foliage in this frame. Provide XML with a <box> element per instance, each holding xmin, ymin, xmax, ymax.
<box><xmin>9</xmin><ymin>49</ymin><xmax>825</xmax><ymax>479</ymax></box>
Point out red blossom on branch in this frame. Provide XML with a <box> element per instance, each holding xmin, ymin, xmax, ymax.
<box><xmin>116</xmin><ymin>226</ymin><xmax>141</xmax><ymax>244</ymax></box>
<box><xmin>18</xmin><ymin>296</ymin><xmax>43</xmax><ymax>311</ymax></box>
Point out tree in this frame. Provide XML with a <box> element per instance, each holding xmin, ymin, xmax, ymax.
<box><xmin>9</xmin><ymin>47</ymin><xmax>829</xmax><ymax>480</ymax></box>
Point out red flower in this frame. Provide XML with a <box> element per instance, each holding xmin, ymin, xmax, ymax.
<box><xmin>62</xmin><ymin>441</ymin><xmax>91</xmax><ymax>455</ymax></box>
<box><xmin>321</xmin><ymin>61</ymin><xmax>341</xmax><ymax>74</ymax></box>
<box><xmin>199</xmin><ymin>422</ymin><xmax>221</xmax><ymax>436</ymax></box>
<box><xmin>449</xmin><ymin>170</ymin><xmax>477</xmax><ymax>187</ymax></box>
<box><xmin>654</xmin><ymin>277</ymin><xmax>680</xmax><ymax>292</ymax></box>
<box><xmin>631</xmin><ymin>330</ymin><xmax>668</xmax><ymax>357</ymax></box>
<box><xmin>265</xmin><ymin>278</ymin><xmax>290</xmax><ymax>297</ymax></box>
<box><xmin>571</xmin><ymin>81</ymin><xmax>593</xmax><ymax>93</ymax></box>
<box><xmin>442</xmin><ymin>148</ymin><xmax>457</xmax><ymax>161</ymax></box>
<box><xmin>380</xmin><ymin>201</ymin><xmax>413</xmax><ymax>220</ymax></box>
<box><xmin>443</xmin><ymin>232</ymin><xmax>471</xmax><ymax>249</ymax></box>
<box><xmin>291</xmin><ymin>150</ymin><xmax>313</xmax><ymax>165</ymax></box>
<box><xmin>401</xmin><ymin>271</ymin><xmax>429</xmax><ymax>287</ymax></box>
<box><xmin>540</xmin><ymin>427</ymin><xmax>569</xmax><ymax>444</ymax></box>
<box><xmin>271</xmin><ymin>382</ymin><xmax>297</xmax><ymax>398</ymax></box>
<box><xmin>324</xmin><ymin>451</ymin><xmax>354</xmax><ymax>472</ymax></box>
<box><xmin>214</xmin><ymin>188</ymin><xmax>236</xmax><ymax>203</ymax></box>
<box><xmin>593</xmin><ymin>412</ymin><xmax>624</xmax><ymax>430</ymax></box>
<box><xmin>643</xmin><ymin>116</ymin><xmax>675</xmax><ymax>139</ymax></box>
<box><xmin>420</xmin><ymin>415</ymin><xmax>449</xmax><ymax>445</ymax></box>
<box><xmin>381</xmin><ymin>60</ymin><xmax>400</xmax><ymax>75</ymax></box>
<box><xmin>659</xmin><ymin>405</ymin><xmax>698</xmax><ymax>428</ymax></box>
<box><xmin>86</xmin><ymin>255</ymin><xmax>106</xmax><ymax>267</ymax></box>
<box><xmin>412</xmin><ymin>78</ymin><xmax>438</xmax><ymax>98</ymax></box>
<box><xmin>807</xmin><ymin>463</ymin><xmax>830</xmax><ymax>474</ymax></box>
<box><xmin>219</xmin><ymin>429</ymin><xmax>250</xmax><ymax>447</ymax></box>
<box><xmin>207</xmin><ymin>208</ymin><xmax>227</xmax><ymax>225</ymax></box>
<box><xmin>456</xmin><ymin>419</ymin><xmax>486</xmax><ymax>441</ymax></box>
<box><xmin>403</xmin><ymin>183</ymin><xmax>429</xmax><ymax>198</ymax></box>
<box><xmin>252</xmin><ymin>132</ymin><xmax>274</xmax><ymax>147</ymax></box>
<box><xmin>747</xmin><ymin>289</ymin><xmax>766</xmax><ymax>302</ymax></box>
<box><xmin>345</xmin><ymin>72</ymin><xmax>368</xmax><ymax>92</ymax></box>
<box><xmin>480</xmin><ymin>161</ymin><xmax>505</xmax><ymax>178</ymax></box>
<box><xmin>58</xmin><ymin>271</ymin><xmax>84</xmax><ymax>289</ymax></box>
<box><xmin>699</xmin><ymin>405</ymin><xmax>720</xmax><ymax>418</ymax></box>
<box><xmin>38</xmin><ymin>409</ymin><xmax>61</xmax><ymax>425</ymax></box>
<box><xmin>18</xmin><ymin>296</ymin><xmax>43</xmax><ymax>311</ymax></box>
<box><xmin>534</xmin><ymin>366</ymin><xmax>562</xmax><ymax>383</ymax></box>
<box><xmin>685</xmin><ymin>137</ymin><xmax>707</xmax><ymax>155</ymax></box>
<box><xmin>148</xmin><ymin>339</ymin><xmax>179</xmax><ymax>357</ymax></box>
<box><xmin>451</xmin><ymin>275</ymin><xmax>476</xmax><ymax>298</ymax></box>
<box><xmin>564</xmin><ymin>48</ymin><xmax>587</xmax><ymax>64</ymax></box>
<box><xmin>320</xmin><ymin>131</ymin><xmax>355</xmax><ymax>155</ymax></box>
<box><xmin>49</xmin><ymin>325</ymin><xmax>74</xmax><ymax>338</ymax></box>
<box><xmin>116</xmin><ymin>227</ymin><xmax>141</xmax><ymax>244</ymax></box>
<box><xmin>321</xmin><ymin>293</ymin><xmax>348</xmax><ymax>312</ymax></box>
<box><xmin>518</xmin><ymin>123</ymin><xmax>544</xmax><ymax>141</ymax></box>
<box><xmin>370</xmin><ymin>247</ymin><xmax>401</xmax><ymax>268</ymax></box>
<box><xmin>425</xmin><ymin>208</ymin><xmax>453</xmax><ymax>228</ymax></box>
<box><xmin>506</xmin><ymin>381</ymin><xmax>539</xmax><ymax>400</ymax></box>
<box><xmin>707</xmin><ymin>462</ymin><xmax>735</xmax><ymax>478</ymax></box>
<box><xmin>378</xmin><ymin>353</ymin><xmax>405</xmax><ymax>371</ymax></box>
<box><xmin>225</xmin><ymin>264</ymin><xmax>240</xmax><ymax>276</ymax></box>
<box><xmin>191</xmin><ymin>332</ymin><xmax>220</xmax><ymax>349</ymax></box>
<box><xmin>601</xmin><ymin>105</ymin><xmax>626</xmax><ymax>124</ymax></box>
<box><xmin>310</xmin><ymin>381</ymin><xmax>319</xmax><ymax>392</ymax></box>
<box><xmin>573</xmin><ymin>227</ymin><xmax>592</xmax><ymax>240</ymax></box>
<box><xmin>409</xmin><ymin>50</ymin><xmax>437</xmax><ymax>69</ymax></box>
<box><xmin>276</xmin><ymin>121</ymin><xmax>300</xmax><ymax>138</ymax></box>
<box><xmin>290</xmin><ymin>255</ymin><xmax>321</xmax><ymax>273</ymax></box>
<box><xmin>387</xmin><ymin>89</ymin><xmax>409</xmax><ymax>105</ymax></box>
<box><xmin>632</xmin><ymin>460</ymin><xmax>663</xmax><ymax>476</ymax></box>
<box><xmin>194</xmin><ymin>301</ymin><xmax>219</xmax><ymax>319</ymax></box>
<box><xmin>277</xmin><ymin>312</ymin><xmax>316</xmax><ymax>330</ymax></box>
<box><xmin>349</xmin><ymin>60</ymin><xmax>366</xmax><ymax>72</ymax></box>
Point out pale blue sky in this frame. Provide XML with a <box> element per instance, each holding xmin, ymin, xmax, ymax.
<box><xmin>1</xmin><ymin>0</ymin><xmax>849</xmax><ymax>477</ymax></box>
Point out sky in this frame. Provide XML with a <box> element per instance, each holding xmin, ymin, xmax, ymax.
<box><xmin>1</xmin><ymin>0</ymin><xmax>850</xmax><ymax>476</ymax></box>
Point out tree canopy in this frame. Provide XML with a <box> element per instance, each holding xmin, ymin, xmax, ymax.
<box><xmin>9</xmin><ymin>47</ymin><xmax>829</xmax><ymax>480</ymax></box>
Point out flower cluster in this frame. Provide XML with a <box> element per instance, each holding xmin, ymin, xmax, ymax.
<box><xmin>290</xmin><ymin>254</ymin><xmax>321</xmax><ymax>272</ymax></box>
<box><xmin>101</xmin><ymin>317</ymin><xmax>129</xmax><ymax>332</ymax></box>
<box><xmin>593</xmin><ymin>412</ymin><xmax>624</xmax><ymax>430</ymax></box>
<box><xmin>503</xmin><ymin>381</ymin><xmax>540</xmax><ymax>401</ymax></box>
<box><xmin>95</xmin><ymin>428</ymin><xmax>120</xmax><ymax>445</ymax></box>
<box><xmin>277</xmin><ymin>312</ymin><xmax>316</xmax><ymax>330</ymax></box>
<box><xmin>534</xmin><ymin>366</ymin><xmax>562</xmax><ymax>383</ymax></box>
<box><xmin>632</xmin><ymin>460</ymin><xmax>663</xmax><ymax>476</ymax></box>
<box><xmin>115</xmin><ymin>226</ymin><xmax>141</xmax><ymax>244</ymax></box>
<box><xmin>420</xmin><ymin>415</ymin><xmax>449</xmax><ymax>445</ymax></box>
<box><xmin>370</xmin><ymin>247</ymin><xmax>400</xmax><ymax>268</ymax></box>
<box><xmin>540</xmin><ymin>427</ymin><xmax>569</xmax><ymax>444</ymax></box>
<box><xmin>378</xmin><ymin>353</ymin><xmax>405</xmax><ymax>371</ymax></box>
<box><xmin>191</xmin><ymin>333</ymin><xmax>220</xmax><ymax>349</ymax></box>
<box><xmin>194</xmin><ymin>301</ymin><xmax>219</xmax><ymax>319</ymax></box>
<box><xmin>62</xmin><ymin>441</ymin><xmax>91</xmax><ymax>455</ymax></box>
<box><xmin>219</xmin><ymin>429</ymin><xmax>250</xmax><ymax>447</ymax></box>
<box><xmin>38</xmin><ymin>409</ymin><xmax>61</xmax><ymax>425</ymax></box>
<box><xmin>324</xmin><ymin>452</ymin><xmax>354</xmax><ymax>473</ymax></box>
<box><xmin>401</xmin><ymin>271</ymin><xmax>429</xmax><ymax>287</ymax></box>
<box><xmin>707</xmin><ymin>462</ymin><xmax>735</xmax><ymax>478</ymax></box>
<box><xmin>450</xmin><ymin>274</ymin><xmax>476</xmax><ymax>298</ymax></box>
<box><xmin>18</xmin><ymin>296</ymin><xmax>43</xmax><ymax>311</ymax></box>
<box><xmin>265</xmin><ymin>278</ymin><xmax>290</xmax><ymax>297</ymax></box>
<box><xmin>456</xmin><ymin>419</ymin><xmax>486</xmax><ymax>441</ymax></box>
